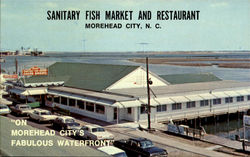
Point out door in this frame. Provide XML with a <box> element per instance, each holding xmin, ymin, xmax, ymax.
<box><xmin>114</xmin><ymin>108</ymin><xmax>117</xmax><ymax>120</ymax></box>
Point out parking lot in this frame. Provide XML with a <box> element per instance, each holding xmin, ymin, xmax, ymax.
<box><xmin>0</xmin><ymin>107</ymin><xmax>234</xmax><ymax>157</ymax></box>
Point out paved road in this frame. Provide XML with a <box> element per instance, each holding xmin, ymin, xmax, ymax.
<box><xmin>0</xmin><ymin>116</ymin><xmax>108</xmax><ymax>157</ymax></box>
<box><xmin>106</xmin><ymin>123</ymin><xmax>233</xmax><ymax>157</ymax></box>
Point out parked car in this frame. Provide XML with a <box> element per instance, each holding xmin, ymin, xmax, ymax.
<box><xmin>113</xmin><ymin>138</ymin><xmax>168</xmax><ymax>157</ymax></box>
<box><xmin>74</xmin><ymin>126</ymin><xmax>88</xmax><ymax>139</ymax></box>
<box><xmin>10</xmin><ymin>104</ymin><xmax>33</xmax><ymax>116</ymax></box>
<box><xmin>53</xmin><ymin>116</ymin><xmax>81</xmax><ymax>130</ymax></box>
<box><xmin>28</xmin><ymin>109</ymin><xmax>58</xmax><ymax>123</ymax></box>
<box><xmin>0</xmin><ymin>104</ymin><xmax>11</xmax><ymax>115</ymax></box>
<box><xmin>98</xmin><ymin>146</ymin><xmax>127</xmax><ymax>157</ymax></box>
<box><xmin>83</xmin><ymin>124</ymin><xmax>114</xmax><ymax>140</ymax></box>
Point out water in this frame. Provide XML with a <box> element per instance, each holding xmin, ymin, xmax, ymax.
<box><xmin>202</xmin><ymin>114</ymin><xmax>250</xmax><ymax>141</ymax></box>
<box><xmin>1</xmin><ymin>52</ymin><xmax>250</xmax><ymax>140</ymax></box>
<box><xmin>2</xmin><ymin>52</ymin><xmax>250</xmax><ymax>81</ymax></box>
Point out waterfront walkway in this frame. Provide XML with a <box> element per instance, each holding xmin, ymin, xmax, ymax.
<box><xmin>139</xmin><ymin>121</ymin><xmax>246</xmax><ymax>151</ymax></box>
<box><xmin>203</xmin><ymin>134</ymin><xmax>242</xmax><ymax>150</ymax></box>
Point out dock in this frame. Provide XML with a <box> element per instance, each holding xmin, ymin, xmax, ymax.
<box><xmin>140</xmin><ymin>121</ymin><xmax>247</xmax><ymax>152</ymax></box>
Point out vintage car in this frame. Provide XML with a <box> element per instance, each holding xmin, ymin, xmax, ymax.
<box><xmin>83</xmin><ymin>124</ymin><xmax>114</xmax><ymax>140</ymax></box>
<box><xmin>28</xmin><ymin>108</ymin><xmax>58</xmax><ymax>123</ymax></box>
<box><xmin>0</xmin><ymin>104</ymin><xmax>11</xmax><ymax>115</ymax></box>
<box><xmin>113</xmin><ymin>138</ymin><xmax>168</xmax><ymax>157</ymax></box>
<box><xmin>10</xmin><ymin>104</ymin><xmax>33</xmax><ymax>116</ymax></box>
<box><xmin>74</xmin><ymin>126</ymin><xmax>88</xmax><ymax>139</ymax></box>
<box><xmin>98</xmin><ymin>146</ymin><xmax>127</xmax><ymax>157</ymax></box>
<box><xmin>53</xmin><ymin>116</ymin><xmax>81</xmax><ymax>130</ymax></box>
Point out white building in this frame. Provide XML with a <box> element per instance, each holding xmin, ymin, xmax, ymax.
<box><xmin>7</xmin><ymin>62</ymin><xmax>250</xmax><ymax>123</ymax></box>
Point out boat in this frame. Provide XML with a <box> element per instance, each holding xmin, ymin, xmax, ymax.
<box><xmin>0</xmin><ymin>57</ymin><xmax>5</xmax><ymax>63</ymax></box>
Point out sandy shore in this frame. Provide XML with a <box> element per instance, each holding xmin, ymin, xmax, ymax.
<box><xmin>129</xmin><ymin>58</ymin><xmax>250</xmax><ymax>69</ymax></box>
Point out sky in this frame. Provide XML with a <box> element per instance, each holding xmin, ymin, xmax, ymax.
<box><xmin>1</xmin><ymin>0</ymin><xmax>250</xmax><ymax>52</ymax></box>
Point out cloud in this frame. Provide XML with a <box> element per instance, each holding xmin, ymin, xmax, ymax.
<box><xmin>1</xmin><ymin>3</ymin><xmax>6</xmax><ymax>8</ymax></box>
<box><xmin>45</xmin><ymin>2</ymin><xmax>58</xmax><ymax>8</ymax></box>
<box><xmin>67</xmin><ymin>7</ymin><xmax>81</xmax><ymax>10</ymax></box>
<box><xmin>210</xmin><ymin>2</ymin><xmax>229</xmax><ymax>8</ymax></box>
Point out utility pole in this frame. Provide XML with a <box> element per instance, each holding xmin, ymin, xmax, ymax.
<box><xmin>15</xmin><ymin>58</ymin><xmax>18</xmax><ymax>75</ymax></box>
<box><xmin>146</xmin><ymin>57</ymin><xmax>152</xmax><ymax>130</ymax></box>
<box><xmin>138</xmin><ymin>42</ymin><xmax>150</xmax><ymax>53</ymax></box>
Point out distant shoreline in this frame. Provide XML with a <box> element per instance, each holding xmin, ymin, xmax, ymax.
<box><xmin>129</xmin><ymin>58</ymin><xmax>250</xmax><ymax>69</ymax></box>
<box><xmin>46</xmin><ymin>51</ymin><xmax>250</xmax><ymax>54</ymax></box>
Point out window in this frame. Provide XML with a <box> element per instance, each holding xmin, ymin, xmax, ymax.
<box><xmin>140</xmin><ymin>106</ymin><xmax>147</xmax><ymax>114</ymax></box>
<box><xmin>46</xmin><ymin>95</ymin><xmax>52</xmax><ymax>101</ymax></box>
<box><xmin>139</xmin><ymin>140</ymin><xmax>154</xmax><ymax>149</ymax></box>
<box><xmin>92</xmin><ymin>127</ymin><xmax>105</xmax><ymax>132</ymax></box>
<box><xmin>200</xmin><ymin>100</ymin><xmax>209</xmax><ymax>107</ymax></box>
<box><xmin>156</xmin><ymin>105</ymin><xmax>167</xmax><ymax>112</ymax></box>
<box><xmin>0</xmin><ymin>106</ymin><xmax>8</xmax><ymax>109</ymax></box>
<box><xmin>96</xmin><ymin>104</ymin><xmax>105</xmax><ymax>114</ymax></box>
<box><xmin>172</xmin><ymin>103</ymin><xmax>182</xmax><ymax>110</ymax></box>
<box><xmin>225</xmin><ymin>97</ymin><xmax>233</xmax><ymax>103</ymax></box>
<box><xmin>213</xmin><ymin>98</ymin><xmax>221</xmax><ymax>105</ymax></box>
<box><xmin>186</xmin><ymin>101</ymin><xmax>196</xmax><ymax>108</ymax></box>
<box><xmin>69</xmin><ymin>99</ymin><xmax>76</xmax><ymax>107</ymax></box>
<box><xmin>77</xmin><ymin>100</ymin><xmax>85</xmax><ymax>110</ymax></box>
<box><xmin>61</xmin><ymin>97</ymin><xmax>68</xmax><ymax>105</ymax></box>
<box><xmin>248</xmin><ymin>95</ymin><xmax>250</xmax><ymax>101</ymax></box>
<box><xmin>86</xmin><ymin>102</ymin><xmax>94</xmax><ymax>112</ymax></box>
<box><xmin>41</xmin><ymin>111</ymin><xmax>51</xmax><ymax>115</ymax></box>
<box><xmin>237</xmin><ymin>96</ymin><xmax>244</xmax><ymax>102</ymax></box>
<box><xmin>54</xmin><ymin>96</ymin><xmax>59</xmax><ymax>103</ymax></box>
<box><xmin>127</xmin><ymin>107</ymin><xmax>132</xmax><ymax>114</ymax></box>
<box><xmin>162</xmin><ymin>105</ymin><xmax>167</xmax><ymax>111</ymax></box>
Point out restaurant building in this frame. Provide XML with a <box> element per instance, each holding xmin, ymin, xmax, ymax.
<box><xmin>7</xmin><ymin>62</ymin><xmax>250</xmax><ymax>123</ymax></box>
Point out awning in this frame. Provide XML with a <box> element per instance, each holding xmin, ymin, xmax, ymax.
<box><xmin>211</xmin><ymin>92</ymin><xmax>228</xmax><ymax>98</ymax></box>
<box><xmin>235</xmin><ymin>90</ymin><xmax>249</xmax><ymax>95</ymax></box>
<box><xmin>9</xmin><ymin>88</ymin><xmax>27</xmax><ymax>95</ymax></box>
<box><xmin>199</xmin><ymin>93</ymin><xmax>217</xmax><ymax>99</ymax></box>
<box><xmin>114</xmin><ymin>100</ymin><xmax>142</xmax><ymax>108</ymax></box>
<box><xmin>139</xmin><ymin>98</ymin><xmax>159</xmax><ymax>106</ymax></box>
<box><xmin>154</xmin><ymin>97</ymin><xmax>174</xmax><ymax>104</ymax></box>
<box><xmin>93</xmin><ymin>98</ymin><xmax>114</xmax><ymax>106</ymax></box>
<box><xmin>48</xmin><ymin>90</ymin><xmax>114</xmax><ymax>106</ymax></box>
<box><xmin>27</xmin><ymin>89</ymin><xmax>47</xmax><ymax>95</ymax></box>
<box><xmin>9</xmin><ymin>88</ymin><xmax>47</xmax><ymax>96</ymax></box>
<box><xmin>23</xmin><ymin>81</ymin><xmax>64</xmax><ymax>87</ymax></box>
<box><xmin>185</xmin><ymin>95</ymin><xmax>203</xmax><ymax>101</ymax></box>
<box><xmin>170</xmin><ymin>96</ymin><xmax>189</xmax><ymax>103</ymax></box>
<box><xmin>48</xmin><ymin>90</ymin><xmax>68</xmax><ymax>97</ymax></box>
<box><xmin>224</xmin><ymin>91</ymin><xmax>239</xmax><ymax>97</ymax></box>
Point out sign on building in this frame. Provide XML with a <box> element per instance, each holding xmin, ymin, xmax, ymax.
<box><xmin>22</xmin><ymin>66</ymin><xmax>48</xmax><ymax>76</ymax></box>
<box><xmin>3</xmin><ymin>74</ymin><xmax>18</xmax><ymax>79</ymax></box>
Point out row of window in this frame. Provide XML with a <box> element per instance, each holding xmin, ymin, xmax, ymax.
<box><xmin>47</xmin><ymin>96</ymin><xmax>105</xmax><ymax>114</ymax></box>
<box><xmin>140</xmin><ymin>95</ymin><xmax>250</xmax><ymax>114</ymax></box>
<box><xmin>48</xmin><ymin>94</ymin><xmax>250</xmax><ymax>115</ymax></box>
